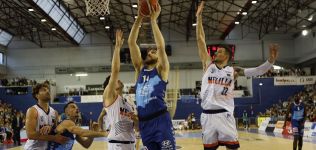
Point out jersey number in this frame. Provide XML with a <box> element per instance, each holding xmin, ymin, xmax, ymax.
<box><xmin>142</xmin><ymin>75</ymin><xmax>149</xmax><ymax>83</ymax></box>
<box><xmin>221</xmin><ymin>87</ymin><xmax>228</xmax><ymax>96</ymax></box>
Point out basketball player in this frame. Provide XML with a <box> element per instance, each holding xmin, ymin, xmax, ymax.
<box><xmin>47</xmin><ymin>101</ymin><xmax>108</xmax><ymax>149</ymax></box>
<box><xmin>196</xmin><ymin>1</ymin><xmax>278</xmax><ymax>150</ymax></box>
<box><xmin>24</xmin><ymin>83</ymin><xmax>68</xmax><ymax>150</ymax></box>
<box><xmin>103</xmin><ymin>29</ymin><xmax>137</xmax><ymax>150</ymax></box>
<box><xmin>97</xmin><ymin>108</ymin><xmax>110</xmax><ymax>132</ymax></box>
<box><xmin>128</xmin><ymin>4</ymin><xmax>175</xmax><ymax>150</ymax></box>
<box><xmin>283</xmin><ymin>96</ymin><xmax>306</xmax><ymax>150</ymax></box>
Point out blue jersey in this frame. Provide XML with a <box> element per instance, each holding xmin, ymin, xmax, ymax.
<box><xmin>47</xmin><ymin>120</ymin><xmax>75</xmax><ymax>150</ymax></box>
<box><xmin>291</xmin><ymin>102</ymin><xmax>305</xmax><ymax>121</ymax></box>
<box><xmin>135</xmin><ymin>67</ymin><xmax>167</xmax><ymax>118</ymax></box>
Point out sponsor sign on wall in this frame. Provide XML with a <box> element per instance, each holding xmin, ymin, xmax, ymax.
<box><xmin>259</xmin><ymin>117</ymin><xmax>271</xmax><ymax>132</ymax></box>
<box><xmin>265</xmin><ymin>121</ymin><xmax>277</xmax><ymax>132</ymax></box>
<box><xmin>257</xmin><ymin>117</ymin><xmax>270</xmax><ymax>127</ymax></box>
<box><xmin>310</xmin><ymin>122</ymin><xmax>316</xmax><ymax>137</ymax></box>
<box><xmin>304</xmin><ymin>122</ymin><xmax>313</xmax><ymax>137</ymax></box>
<box><xmin>274</xmin><ymin>76</ymin><xmax>316</xmax><ymax>86</ymax></box>
<box><xmin>273</xmin><ymin>121</ymin><xmax>285</xmax><ymax>134</ymax></box>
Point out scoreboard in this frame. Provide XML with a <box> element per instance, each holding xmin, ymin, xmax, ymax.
<box><xmin>207</xmin><ymin>44</ymin><xmax>236</xmax><ymax>61</ymax></box>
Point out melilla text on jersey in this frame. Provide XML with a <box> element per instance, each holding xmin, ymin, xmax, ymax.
<box><xmin>208</xmin><ymin>76</ymin><xmax>233</xmax><ymax>86</ymax></box>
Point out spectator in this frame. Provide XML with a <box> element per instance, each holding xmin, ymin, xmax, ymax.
<box><xmin>191</xmin><ymin>113</ymin><xmax>196</xmax><ymax>129</ymax></box>
<box><xmin>0</xmin><ymin>123</ymin><xmax>6</xmax><ymax>144</ymax></box>
<box><xmin>259</xmin><ymin>82</ymin><xmax>316</xmax><ymax>123</ymax></box>
<box><xmin>259</xmin><ymin>67</ymin><xmax>309</xmax><ymax>78</ymax></box>
<box><xmin>242</xmin><ymin>110</ymin><xmax>249</xmax><ymax>129</ymax></box>
<box><xmin>12</xmin><ymin>111</ymin><xmax>23</xmax><ymax>146</ymax></box>
<box><xmin>4</xmin><ymin>123</ymin><xmax>13</xmax><ymax>143</ymax></box>
<box><xmin>187</xmin><ymin>114</ymin><xmax>192</xmax><ymax>130</ymax></box>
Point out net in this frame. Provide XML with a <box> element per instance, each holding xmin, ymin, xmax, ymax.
<box><xmin>85</xmin><ymin>0</ymin><xmax>110</xmax><ymax>16</ymax></box>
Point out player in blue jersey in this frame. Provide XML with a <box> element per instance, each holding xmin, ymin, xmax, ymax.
<box><xmin>47</xmin><ymin>101</ymin><xmax>108</xmax><ymax>150</ymax></box>
<box><xmin>128</xmin><ymin>3</ymin><xmax>176</xmax><ymax>150</ymax></box>
<box><xmin>284</xmin><ymin>96</ymin><xmax>306</xmax><ymax>150</ymax></box>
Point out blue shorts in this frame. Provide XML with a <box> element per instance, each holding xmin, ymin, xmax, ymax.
<box><xmin>291</xmin><ymin>120</ymin><xmax>304</xmax><ymax>136</ymax></box>
<box><xmin>139</xmin><ymin>112</ymin><xmax>175</xmax><ymax>150</ymax></box>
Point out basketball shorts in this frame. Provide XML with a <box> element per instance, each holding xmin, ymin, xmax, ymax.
<box><xmin>201</xmin><ymin>110</ymin><xmax>240</xmax><ymax>150</ymax></box>
<box><xmin>108</xmin><ymin>143</ymin><xmax>135</xmax><ymax>150</ymax></box>
<box><xmin>139</xmin><ymin>111</ymin><xmax>175</xmax><ymax>150</ymax></box>
<box><xmin>291</xmin><ymin>120</ymin><xmax>304</xmax><ymax>136</ymax></box>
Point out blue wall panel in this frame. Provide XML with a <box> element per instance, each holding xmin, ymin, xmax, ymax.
<box><xmin>1</xmin><ymin>78</ymin><xmax>305</xmax><ymax>122</ymax></box>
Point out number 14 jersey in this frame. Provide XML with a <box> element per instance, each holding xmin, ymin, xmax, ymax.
<box><xmin>200</xmin><ymin>63</ymin><xmax>235</xmax><ymax>113</ymax></box>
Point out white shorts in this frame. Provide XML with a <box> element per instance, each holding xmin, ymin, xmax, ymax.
<box><xmin>108</xmin><ymin>142</ymin><xmax>135</xmax><ymax>150</ymax></box>
<box><xmin>200</xmin><ymin>111</ymin><xmax>240</xmax><ymax>149</ymax></box>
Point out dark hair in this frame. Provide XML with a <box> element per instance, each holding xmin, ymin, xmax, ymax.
<box><xmin>32</xmin><ymin>83</ymin><xmax>49</xmax><ymax>101</ymax></box>
<box><xmin>64</xmin><ymin>101</ymin><xmax>75</xmax><ymax>112</ymax></box>
<box><xmin>103</xmin><ymin>75</ymin><xmax>111</xmax><ymax>90</ymax></box>
<box><xmin>218</xmin><ymin>44</ymin><xmax>232</xmax><ymax>61</ymax></box>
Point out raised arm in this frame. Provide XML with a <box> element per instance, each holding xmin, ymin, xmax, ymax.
<box><xmin>75</xmin><ymin>122</ymin><xmax>105</xmax><ymax>148</ymax></box>
<box><xmin>128</xmin><ymin>5</ymin><xmax>144</xmax><ymax>76</ymax></box>
<box><xmin>103</xmin><ymin>30</ymin><xmax>124</xmax><ymax>107</ymax></box>
<box><xmin>25</xmin><ymin>108</ymin><xmax>68</xmax><ymax>144</ymax></box>
<box><xmin>150</xmin><ymin>5</ymin><xmax>169</xmax><ymax>82</ymax></box>
<box><xmin>196</xmin><ymin>1</ymin><xmax>209</xmax><ymax>71</ymax></box>
<box><xmin>63</xmin><ymin>120</ymin><xmax>107</xmax><ymax>138</ymax></box>
<box><xmin>97</xmin><ymin>108</ymin><xmax>107</xmax><ymax>131</ymax></box>
<box><xmin>234</xmin><ymin>44</ymin><xmax>279</xmax><ymax>78</ymax></box>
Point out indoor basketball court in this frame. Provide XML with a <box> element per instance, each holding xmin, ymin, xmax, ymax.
<box><xmin>5</xmin><ymin>130</ymin><xmax>316</xmax><ymax>150</ymax></box>
<box><xmin>0</xmin><ymin>0</ymin><xmax>315</xmax><ymax>150</ymax></box>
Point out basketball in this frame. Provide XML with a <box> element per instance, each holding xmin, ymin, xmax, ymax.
<box><xmin>139</xmin><ymin>0</ymin><xmax>158</xmax><ymax>17</ymax></box>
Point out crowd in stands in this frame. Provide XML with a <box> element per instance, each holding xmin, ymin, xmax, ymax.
<box><xmin>259</xmin><ymin>83</ymin><xmax>316</xmax><ymax>122</ymax></box>
<box><xmin>0</xmin><ymin>100</ymin><xmax>25</xmax><ymax>145</ymax></box>
<box><xmin>0</xmin><ymin>78</ymin><xmax>55</xmax><ymax>87</ymax></box>
<box><xmin>259</xmin><ymin>67</ymin><xmax>308</xmax><ymax>77</ymax></box>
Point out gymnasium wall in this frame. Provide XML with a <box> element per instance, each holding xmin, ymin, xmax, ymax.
<box><xmin>1</xmin><ymin>78</ymin><xmax>304</xmax><ymax>124</ymax></box>
<box><xmin>294</xmin><ymin>33</ymin><xmax>316</xmax><ymax>63</ymax></box>
<box><xmin>6</xmin><ymin>28</ymin><xmax>296</xmax><ymax>93</ymax></box>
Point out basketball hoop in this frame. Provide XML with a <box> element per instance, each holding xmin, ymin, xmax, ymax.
<box><xmin>85</xmin><ymin>0</ymin><xmax>110</xmax><ymax>16</ymax></box>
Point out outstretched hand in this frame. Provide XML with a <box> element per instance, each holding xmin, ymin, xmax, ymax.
<box><xmin>150</xmin><ymin>4</ymin><xmax>161</xmax><ymax>21</ymax></box>
<box><xmin>196</xmin><ymin>1</ymin><xmax>205</xmax><ymax>17</ymax></box>
<box><xmin>126</xmin><ymin>112</ymin><xmax>138</xmax><ymax>122</ymax></box>
<box><xmin>91</xmin><ymin>122</ymin><xmax>100</xmax><ymax>131</ymax></box>
<box><xmin>268</xmin><ymin>44</ymin><xmax>279</xmax><ymax>63</ymax></box>
<box><xmin>115</xmin><ymin>29</ymin><xmax>124</xmax><ymax>48</ymax></box>
<box><xmin>39</xmin><ymin>125</ymin><xmax>52</xmax><ymax>135</ymax></box>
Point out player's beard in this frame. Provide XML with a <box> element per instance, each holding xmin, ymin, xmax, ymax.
<box><xmin>144</xmin><ymin>58</ymin><xmax>158</xmax><ymax>66</ymax></box>
<box><xmin>42</xmin><ymin>94</ymin><xmax>51</xmax><ymax>103</ymax></box>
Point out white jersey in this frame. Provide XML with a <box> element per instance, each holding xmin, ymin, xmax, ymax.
<box><xmin>123</xmin><ymin>93</ymin><xmax>137</xmax><ymax>115</ymax></box>
<box><xmin>107</xmin><ymin>95</ymin><xmax>135</xmax><ymax>142</ymax></box>
<box><xmin>24</xmin><ymin>105</ymin><xmax>57</xmax><ymax>150</ymax></box>
<box><xmin>103</xmin><ymin>114</ymin><xmax>111</xmax><ymax>131</ymax></box>
<box><xmin>200</xmin><ymin>63</ymin><xmax>235</xmax><ymax>113</ymax></box>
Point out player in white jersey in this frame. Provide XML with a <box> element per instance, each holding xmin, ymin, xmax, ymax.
<box><xmin>98</xmin><ymin>108</ymin><xmax>111</xmax><ymax>132</ymax></box>
<box><xmin>102</xmin><ymin>29</ymin><xmax>138</xmax><ymax>150</ymax></box>
<box><xmin>196</xmin><ymin>1</ymin><xmax>279</xmax><ymax>150</ymax></box>
<box><xmin>24</xmin><ymin>83</ymin><xmax>68</xmax><ymax>150</ymax></box>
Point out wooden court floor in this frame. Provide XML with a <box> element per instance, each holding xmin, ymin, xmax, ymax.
<box><xmin>8</xmin><ymin>130</ymin><xmax>316</xmax><ymax>150</ymax></box>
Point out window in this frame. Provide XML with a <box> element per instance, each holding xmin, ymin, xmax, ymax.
<box><xmin>0</xmin><ymin>29</ymin><xmax>13</xmax><ymax>46</ymax></box>
<box><xmin>33</xmin><ymin>0</ymin><xmax>85</xmax><ymax>44</ymax></box>
<box><xmin>0</xmin><ymin>52</ymin><xmax>4</xmax><ymax>65</ymax></box>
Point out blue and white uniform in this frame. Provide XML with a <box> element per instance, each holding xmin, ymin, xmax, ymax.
<box><xmin>290</xmin><ymin>102</ymin><xmax>305</xmax><ymax>136</ymax></box>
<box><xmin>135</xmin><ymin>67</ymin><xmax>175</xmax><ymax>150</ymax></box>
<box><xmin>47</xmin><ymin>120</ymin><xmax>75</xmax><ymax>150</ymax></box>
